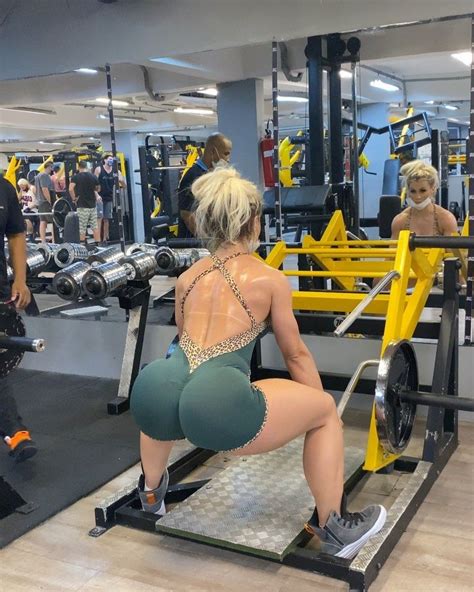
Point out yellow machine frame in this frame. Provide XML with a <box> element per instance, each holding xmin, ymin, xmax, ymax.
<box><xmin>265</xmin><ymin>210</ymin><xmax>446</xmax><ymax>471</ymax></box>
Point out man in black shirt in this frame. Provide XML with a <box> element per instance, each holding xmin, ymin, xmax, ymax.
<box><xmin>69</xmin><ymin>161</ymin><xmax>101</xmax><ymax>244</ymax></box>
<box><xmin>177</xmin><ymin>133</ymin><xmax>232</xmax><ymax>238</ymax></box>
<box><xmin>0</xmin><ymin>176</ymin><xmax>37</xmax><ymax>462</ymax></box>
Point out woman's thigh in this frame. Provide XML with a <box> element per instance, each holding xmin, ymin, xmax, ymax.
<box><xmin>233</xmin><ymin>378</ymin><xmax>335</xmax><ymax>456</ymax></box>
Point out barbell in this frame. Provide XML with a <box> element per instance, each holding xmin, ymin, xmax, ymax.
<box><xmin>21</xmin><ymin>197</ymin><xmax>73</xmax><ymax>230</ymax></box>
<box><xmin>0</xmin><ymin>305</ymin><xmax>45</xmax><ymax>377</ymax></box>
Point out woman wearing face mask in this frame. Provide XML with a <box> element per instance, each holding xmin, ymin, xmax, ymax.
<box><xmin>131</xmin><ymin>167</ymin><xmax>386</xmax><ymax>559</ymax></box>
<box><xmin>391</xmin><ymin>160</ymin><xmax>458</xmax><ymax>239</ymax></box>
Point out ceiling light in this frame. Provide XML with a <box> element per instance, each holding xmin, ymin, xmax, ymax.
<box><xmin>442</xmin><ymin>104</ymin><xmax>459</xmax><ymax>111</ymax></box>
<box><xmin>174</xmin><ymin>107</ymin><xmax>215</xmax><ymax>115</ymax></box>
<box><xmin>95</xmin><ymin>97</ymin><xmax>130</xmax><ymax>107</ymax></box>
<box><xmin>277</xmin><ymin>96</ymin><xmax>309</xmax><ymax>103</ymax></box>
<box><xmin>97</xmin><ymin>113</ymin><xmax>145</xmax><ymax>122</ymax></box>
<box><xmin>370</xmin><ymin>79</ymin><xmax>400</xmax><ymax>92</ymax></box>
<box><xmin>198</xmin><ymin>88</ymin><xmax>218</xmax><ymax>97</ymax></box>
<box><xmin>39</xmin><ymin>141</ymin><xmax>67</xmax><ymax>146</ymax></box>
<box><xmin>339</xmin><ymin>70</ymin><xmax>352</xmax><ymax>79</ymax></box>
<box><xmin>424</xmin><ymin>100</ymin><xmax>435</xmax><ymax>105</ymax></box>
<box><xmin>75</xmin><ymin>68</ymin><xmax>98</xmax><ymax>74</ymax></box>
<box><xmin>89</xmin><ymin>137</ymin><xmax>100</xmax><ymax>140</ymax></box>
<box><xmin>0</xmin><ymin>106</ymin><xmax>56</xmax><ymax>115</ymax></box>
<box><xmin>451</xmin><ymin>52</ymin><xmax>472</xmax><ymax>67</ymax></box>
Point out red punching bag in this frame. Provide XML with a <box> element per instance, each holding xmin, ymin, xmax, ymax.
<box><xmin>260</xmin><ymin>136</ymin><xmax>275</xmax><ymax>188</ymax></box>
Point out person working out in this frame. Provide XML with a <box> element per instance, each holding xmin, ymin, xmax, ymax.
<box><xmin>51</xmin><ymin>165</ymin><xmax>66</xmax><ymax>195</ymax></box>
<box><xmin>391</xmin><ymin>160</ymin><xmax>458</xmax><ymax>239</ymax></box>
<box><xmin>0</xmin><ymin>176</ymin><xmax>36</xmax><ymax>462</ymax></box>
<box><xmin>17</xmin><ymin>178</ymin><xmax>38</xmax><ymax>241</ymax></box>
<box><xmin>131</xmin><ymin>167</ymin><xmax>386</xmax><ymax>559</ymax></box>
<box><xmin>34</xmin><ymin>162</ymin><xmax>55</xmax><ymax>243</ymax></box>
<box><xmin>177</xmin><ymin>133</ymin><xmax>232</xmax><ymax>238</ymax></box>
<box><xmin>69</xmin><ymin>161</ymin><xmax>101</xmax><ymax>244</ymax></box>
<box><xmin>94</xmin><ymin>155</ymin><xmax>125</xmax><ymax>245</ymax></box>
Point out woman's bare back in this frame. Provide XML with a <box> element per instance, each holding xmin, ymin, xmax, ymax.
<box><xmin>176</xmin><ymin>253</ymin><xmax>274</xmax><ymax>349</ymax></box>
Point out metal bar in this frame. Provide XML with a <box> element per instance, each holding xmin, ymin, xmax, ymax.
<box><xmin>272</xmin><ymin>40</ymin><xmax>282</xmax><ymax>241</ymax></box>
<box><xmin>401</xmin><ymin>391</ymin><xmax>474</xmax><ymax>412</ymax></box>
<box><xmin>305</xmin><ymin>36</ymin><xmax>325</xmax><ymax>186</ymax></box>
<box><xmin>336</xmin><ymin>359</ymin><xmax>379</xmax><ymax>416</ymax></box>
<box><xmin>328</xmin><ymin>36</ymin><xmax>343</xmax><ymax>185</ymax></box>
<box><xmin>283</xmin><ymin>270</ymin><xmax>404</xmax><ymax>278</ymax></box>
<box><xmin>465</xmin><ymin>13</ymin><xmax>474</xmax><ymax>345</ymax></box>
<box><xmin>409</xmin><ymin>235</ymin><xmax>474</xmax><ymax>250</ymax></box>
<box><xmin>285</xmin><ymin>248</ymin><xmax>398</xmax><ymax>257</ymax></box>
<box><xmin>0</xmin><ymin>336</ymin><xmax>45</xmax><ymax>352</ymax></box>
<box><xmin>105</xmin><ymin>63</ymin><xmax>126</xmax><ymax>254</ymax></box>
<box><xmin>284</xmin><ymin>240</ymin><xmax>397</xmax><ymax>247</ymax></box>
<box><xmin>351</xmin><ymin>59</ymin><xmax>360</xmax><ymax>231</ymax></box>
<box><xmin>334</xmin><ymin>271</ymin><xmax>400</xmax><ymax>337</ymax></box>
<box><xmin>423</xmin><ymin>258</ymin><xmax>460</xmax><ymax>462</ymax></box>
<box><xmin>138</xmin><ymin>146</ymin><xmax>153</xmax><ymax>243</ymax></box>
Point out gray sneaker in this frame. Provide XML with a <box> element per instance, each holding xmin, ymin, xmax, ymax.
<box><xmin>305</xmin><ymin>504</ymin><xmax>387</xmax><ymax>559</ymax></box>
<box><xmin>137</xmin><ymin>469</ymin><xmax>169</xmax><ymax>515</ymax></box>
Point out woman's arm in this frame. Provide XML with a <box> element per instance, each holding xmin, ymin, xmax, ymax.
<box><xmin>390</xmin><ymin>213</ymin><xmax>406</xmax><ymax>240</ymax></box>
<box><xmin>174</xmin><ymin>275</ymin><xmax>185</xmax><ymax>337</ymax></box>
<box><xmin>270</xmin><ymin>271</ymin><xmax>323</xmax><ymax>390</ymax></box>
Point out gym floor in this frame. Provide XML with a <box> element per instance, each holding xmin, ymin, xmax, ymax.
<box><xmin>0</xmin><ymin>411</ymin><xmax>472</xmax><ymax>591</ymax></box>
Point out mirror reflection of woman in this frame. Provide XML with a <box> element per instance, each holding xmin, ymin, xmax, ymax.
<box><xmin>391</xmin><ymin>161</ymin><xmax>458</xmax><ymax>239</ymax></box>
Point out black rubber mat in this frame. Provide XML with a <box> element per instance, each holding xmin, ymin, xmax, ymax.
<box><xmin>0</xmin><ymin>369</ymin><xmax>139</xmax><ymax>548</ymax></box>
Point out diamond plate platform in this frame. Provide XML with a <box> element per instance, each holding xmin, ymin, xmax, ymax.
<box><xmin>157</xmin><ymin>442</ymin><xmax>365</xmax><ymax>560</ymax></box>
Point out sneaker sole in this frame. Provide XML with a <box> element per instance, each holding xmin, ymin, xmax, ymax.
<box><xmin>335</xmin><ymin>505</ymin><xmax>387</xmax><ymax>560</ymax></box>
<box><xmin>15</xmin><ymin>444</ymin><xmax>38</xmax><ymax>463</ymax></box>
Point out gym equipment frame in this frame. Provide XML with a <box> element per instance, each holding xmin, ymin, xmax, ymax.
<box><xmin>92</xmin><ymin>253</ymin><xmax>471</xmax><ymax>591</ymax></box>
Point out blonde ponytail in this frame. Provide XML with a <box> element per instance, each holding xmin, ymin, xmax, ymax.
<box><xmin>192</xmin><ymin>167</ymin><xmax>262</xmax><ymax>251</ymax></box>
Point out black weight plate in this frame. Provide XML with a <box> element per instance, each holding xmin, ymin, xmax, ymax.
<box><xmin>0</xmin><ymin>307</ymin><xmax>26</xmax><ymax>377</ymax></box>
<box><xmin>52</xmin><ymin>198</ymin><xmax>72</xmax><ymax>229</ymax></box>
<box><xmin>375</xmin><ymin>340</ymin><xmax>419</xmax><ymax>454</ymax></box>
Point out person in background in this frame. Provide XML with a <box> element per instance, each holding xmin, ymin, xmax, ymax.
<box><xmin>94</xmin><ymin>155</ymin><xmax>126</xmax><ymax>245</ymax></box>
<box><xmin>177</xmin><ymin>133</ymin><xmax>232</xmax><ymax>239</ymax></box>
<box><xmin>69</xmin><ymin>161</ymin><xmax>101</xmax><ymax>245</ymax></box>
<box><xmin>34</xmin><ymin>162</ymin><xmax>55</xmax><ymax>243</ymax></box>
<box><xmin>17</xmin><ymin>178</ymin><xmax>38</xmax><ymax>242</ymax></box>
<box><xmin>51</xmin><ymin>165</ymin><xmax>66</xmax><ymax>195</ymax></box>
<box><xmin>0</xmin><ymin>176</ymin><xmax>36</xmax><ymax>462</ymax></box>
<box><xmin>391</xmin><ymin>160</ymin><xmax>458</xmax><ymax>239</ymax></box>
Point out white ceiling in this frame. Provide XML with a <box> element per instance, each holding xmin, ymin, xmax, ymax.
<box><xmin>0</xmin><ymin>8</ymin><xmax>471</xmax><ymax>154</ymax></box>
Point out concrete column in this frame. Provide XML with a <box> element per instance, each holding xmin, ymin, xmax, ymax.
<box><xmin>101</xmin><ymin>131</ymin><xmax>144</xmax><ymax>242</ymax></box>
<box><xmin>359</xmin><ymin>103</ymin><xmax>391</xmax><ymax>219</ymax></box>
<box><xmin>216</xmin><ymin>78</ymin><xmax>264</xmax><ymax>186</ymax></box>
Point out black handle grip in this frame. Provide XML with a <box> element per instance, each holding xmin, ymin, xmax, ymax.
<box><xmin>409</xmin><ymin>234</ymin><xmax>474</xmax><ymax>251</ymax></box>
